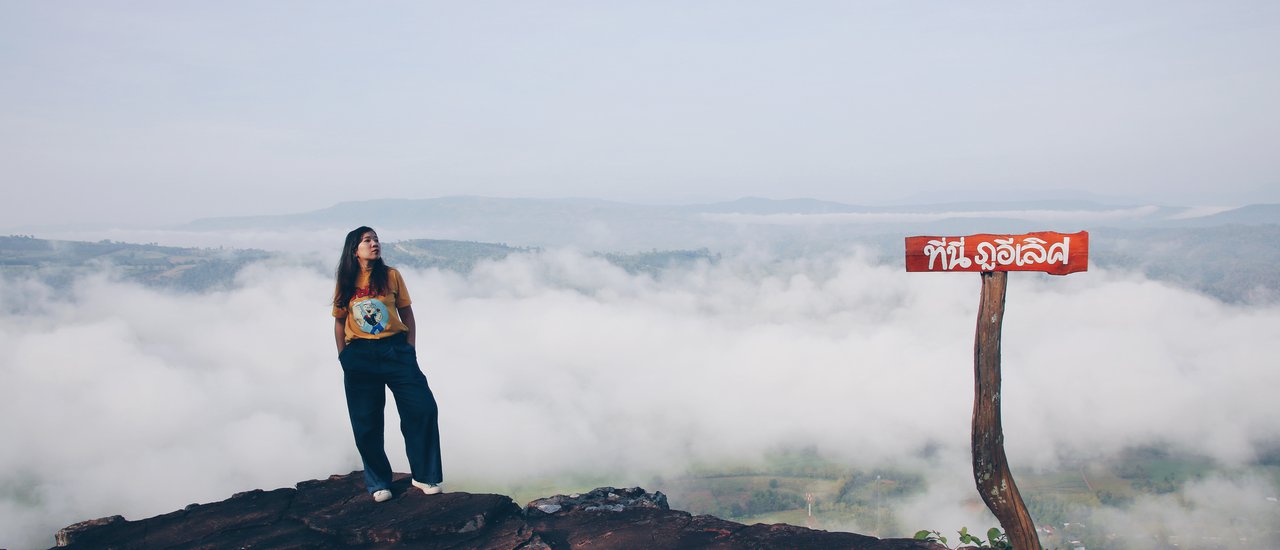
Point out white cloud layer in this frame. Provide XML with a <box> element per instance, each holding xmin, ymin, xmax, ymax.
<box><xmin>2</xmin><ymin>249</ymin><xmax>1278</xmax><ymax>548</ymax></box>
<box><xmin>1091</xmin><ymin>474</ymin><xmax>1279</xmax><ymax>549</ymax></box>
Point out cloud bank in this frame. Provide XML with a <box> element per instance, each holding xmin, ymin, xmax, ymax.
<box><xmin>2</xmin><ymin>248</ymin><xmax>1277</xmax><ymax>548</ymax></box>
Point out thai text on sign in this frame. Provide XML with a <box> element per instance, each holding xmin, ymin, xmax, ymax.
<box><xmin>904</xmin><ymin>231</ymin><xmax>1088</xmax><ymax>275</ymax></box>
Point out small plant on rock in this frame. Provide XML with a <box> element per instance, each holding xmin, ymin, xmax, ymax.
<box><xmin>914</xmin><ymin>526</ymin><xmax>1013</xmax><ymax>549</ymax></box>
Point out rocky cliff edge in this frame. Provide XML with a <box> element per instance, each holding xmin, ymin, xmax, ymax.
<box><xmin>52</xmin><ymin>471</ymin><xmax>944</xmax><ymax>549</ymax></box>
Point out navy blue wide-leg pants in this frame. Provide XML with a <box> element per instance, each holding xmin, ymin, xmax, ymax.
<box><xmin>338</xmin><ymin>333</ymin><xmax>443</xmax><ymax>492</ymax></box>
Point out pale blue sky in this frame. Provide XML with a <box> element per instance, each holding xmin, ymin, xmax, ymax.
<box><xmin>2</xmin><ymin>1</ymin><xmax>1278</xmax><ymax>228</ymax></box>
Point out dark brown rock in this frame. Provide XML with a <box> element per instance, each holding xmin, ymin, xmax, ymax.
<box><xmin>52</xmin><ymin>472</ymin><xmax>945</xmax><ymax>549</ymax></box>
<box><xmin>523</xmin><ymin>486</ymin><xmax>940</xmax><ymax>550</ymax></box>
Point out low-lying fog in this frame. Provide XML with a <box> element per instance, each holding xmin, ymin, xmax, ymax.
<box><xmin>2</xmin><ymin>245</ymin><xmax>1277</xmax><ymax>548</ymax></box>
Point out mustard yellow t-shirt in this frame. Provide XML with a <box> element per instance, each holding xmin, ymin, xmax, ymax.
<box><xmin>333</xmin><ymin>267</ymin><xmax>412</xmax><ymax>342</ymax></box>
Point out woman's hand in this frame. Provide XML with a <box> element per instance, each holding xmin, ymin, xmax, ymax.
<box><xmin>398</xmin><ymin>305</ymin><xmax>416</xmax><ymax>347</ymax></box>
<box><xmin>334</xmin><ymin>316</ymin><xmax>347</xmax><ymax>354</ymax></box>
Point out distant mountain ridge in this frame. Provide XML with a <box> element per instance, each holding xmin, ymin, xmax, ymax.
<box><xmin>691</xmin><ymin>197</ymin><xmax>868</xmax><ymax>214</ymax></box>
<box><xmin>181</xmin><ymin>196</ymin><xmax>1280</xmax><ymax>252</ymax></box>
<box><xmin>0</xmin><ymin>236</ymin><xmax>719</xmax><ymax>293</ymax></box>
<box><xmin>1172</xmin><ymin>203</ymin><xmax>1280</xmax><ymax>226</ymax></box>
<box><xmin>0</xmin><ymin>235</ymin><xmax>270</xmax><ymax>291</ymax></box>
<box><xmin>10</xmin><ymin>199</ymin><xmax>1280</xmax><ymax>304</ymax></box>
<box><xmin>187</xmin><ymin>196</ymin><xmax>1276</xmax><ymax>228</ymax></box>
<box><xmin>185</xmin><ymin>197</ymin><xmax>676</xmax><ymax>231</ymax></box>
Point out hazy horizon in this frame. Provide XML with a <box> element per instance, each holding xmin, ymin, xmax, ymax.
<box><xmin>3</xmin><ymin>192</ymin><xmax>1260</xmax><ymax>235</ymax></box>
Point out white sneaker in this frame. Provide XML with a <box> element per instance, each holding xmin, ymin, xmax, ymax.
<box><xmin>412</xmin><ymin>480</ymin><xmax>443</xmax><ymax>495</ymax></box>
<box><xmin>373</xmin><ymin>489</ymin><xmax>393</xmax><ymax>502</ymax></box>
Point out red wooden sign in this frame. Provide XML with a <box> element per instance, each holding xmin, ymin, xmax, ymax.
<box><xmin>905</xmin><ymin>231</ymin><xmax>1088</xmax><ymax>275</ymax></box>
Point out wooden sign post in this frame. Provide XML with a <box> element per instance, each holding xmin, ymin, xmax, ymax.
<box><xmin>905</xmin><ymin>231</ymin><xmax>1089</xmax><ymax>550</ymax></box>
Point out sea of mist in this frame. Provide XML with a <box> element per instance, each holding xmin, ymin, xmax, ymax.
<box><xmin>1</xmin><ymin>245</ymin><xmax>1278</xmax><ymax>548</ymax></box>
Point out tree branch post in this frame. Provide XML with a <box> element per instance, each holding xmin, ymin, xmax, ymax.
<box><xmin>973</xmin><ymin>271</ymin><xmax>1040</xmax><ymax>550</ymax></box>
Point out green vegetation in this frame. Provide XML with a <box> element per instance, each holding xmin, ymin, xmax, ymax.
<box><xmin>386</xmin><ymin>241</ymin><xmax>720</xmax><ymax>276</ymax></box>
<box><xmin>732</xmin><ymin>488</ymin><xmax>806</xmax><ymax>517</ymax></box>
<box><xmin>10</xmin><ymin>224</ymin><xmax>1280</xmax><ymax>305</ymax></box>
<box><xmin>384</xmin><ymin>239</ymin><xmax>533</xmax><ymax>272</ymax></box>
<box><xmin>1092</xmin><ymin>225</ymin><xmax>1280</xmax><ymax>304</ymax></box>
<box><xmin>2</xmin><ymin>236</ymin><xmax>723</xmax><ymax>294</ymax></box>
<box><xmin>915</xmin><ymin>527</ymin><xmax>1012</xmax><ymax>549</ymax></box>
<box><xmin>461</xmin><ymin>472</ymin><xmax>627</xmax><ymax>510</ymax></box>
<box><xmin>662</xmin><ymin>447</ymin><xmax>925</xmax><ymax>536</ymax></box>
<box><xmin>598</xmin><ymin>248</ymin><xmax>719</xmax><ymax>275</ymax></box>
<box><xmin>0</xmin><ymin>235</ymin><xmax>270</xmax><ymax>292</ymax></box>
<box><xmin>652</xmin><ymin>445</ymin><xmax>1280</xmax><ymax>549</ymax></box>
<box><xmin>1108</xmin><ymin>445</ymin><xmax>1214</xmax><ymax>495</ymax></box>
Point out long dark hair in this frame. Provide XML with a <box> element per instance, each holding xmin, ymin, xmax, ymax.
<box><xmin>333</xmin><ymin>226</ymin><xmax>390</xmax><ymax>309</ymax></box>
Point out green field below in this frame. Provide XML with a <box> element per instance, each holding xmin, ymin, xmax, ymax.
<box><xmin>454</xmin><ymin>446</ymin><xmax>1277</xmax><ymax>547</ymax></box>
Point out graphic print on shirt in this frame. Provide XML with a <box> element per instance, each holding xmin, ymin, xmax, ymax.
<box><xmin>353</xmin><ymin>298</ymin><xmax>390</xmax><ymax>335</ymax></box>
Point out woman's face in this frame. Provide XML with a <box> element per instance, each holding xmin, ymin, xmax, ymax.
<box><xmin>354</xmin><ymin>231</ymin><xmax>380</xmax><ymax>264</ymax></box>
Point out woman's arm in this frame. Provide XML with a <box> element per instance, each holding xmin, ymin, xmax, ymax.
<box><xmin>334</xmin><ymin>317</ymin><xmax>347</xmax><ymax>354</ymax></box>
<box><xmin>399</xmin><ymin>305</ymin><xmax>416</xmax><ymax>347</ymax></box>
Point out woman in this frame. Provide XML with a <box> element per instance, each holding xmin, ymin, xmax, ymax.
<box><xmin>333</xmin><ymin>226</ymin><xmax>443</xmax><ymax>502</ymax></box>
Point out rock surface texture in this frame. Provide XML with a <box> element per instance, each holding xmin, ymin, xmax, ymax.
<box><xmin>53</xmin><ymin>472</ymin><xmax>945</xmax><ymax>549</ymax></box>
